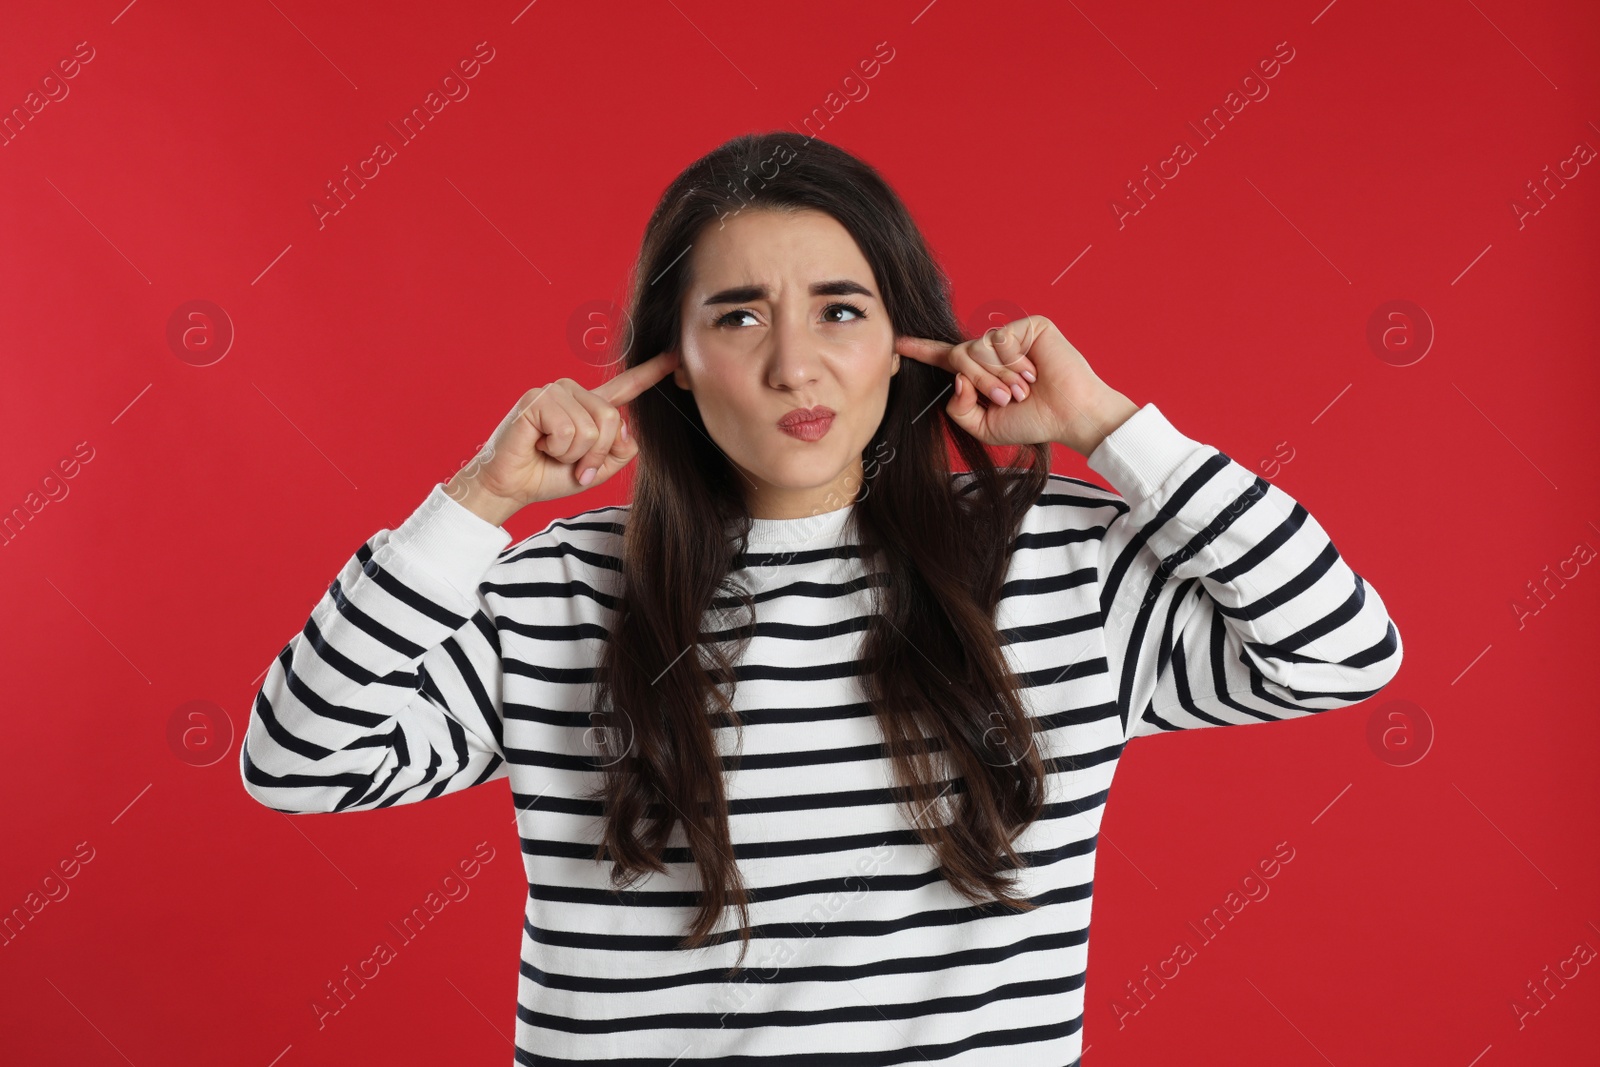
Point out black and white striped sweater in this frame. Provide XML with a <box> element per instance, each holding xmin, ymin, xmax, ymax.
<box><xmin>240</xmin><ymin>402</ymin><xmax>1403</xmax><ymax>1065</ymax></box>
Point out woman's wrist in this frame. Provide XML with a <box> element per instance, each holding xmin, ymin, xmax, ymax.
<box><xmin>444</xmin><ymin>471</ymin><xmax>522</xmax><ymax>528</ymax></box>
<box><xmin>1059</xmin><ymin>389</ymin><xmax>1140</xmax><ymax>457</ymax></box>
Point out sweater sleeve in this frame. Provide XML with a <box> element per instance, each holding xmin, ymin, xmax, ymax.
<box><xmin>240</xmin><ymin>482</ymin><xmax>515</xmax><ymax>813</ymax></box>
<box><xmin>1085</xmin><ymin>403</ymin><xmax>1403</xmax><ymax>742</ymax></box>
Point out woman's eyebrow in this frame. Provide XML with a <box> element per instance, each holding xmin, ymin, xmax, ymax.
<box><xmin>701</xmin><ymin>279</ymin><xmax>876</xmax><ymax>305</ymax></box>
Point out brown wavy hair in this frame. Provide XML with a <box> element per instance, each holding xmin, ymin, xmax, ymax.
<box><xmin>586</xmin><ymin>131</ymin><xmax>1053</xmax><ymax>974</ymax></box>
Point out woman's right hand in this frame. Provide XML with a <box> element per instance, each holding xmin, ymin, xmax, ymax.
<box><xmin>445</xmin><ymin>350</ymin><xmax>681</xmax><ymax>526</ymax></box>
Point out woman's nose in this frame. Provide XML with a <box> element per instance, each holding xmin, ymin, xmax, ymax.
<box><xmin>766</xmin><ymin>315</ymin><xmax>821</xmax><ymax>387</ymax></box>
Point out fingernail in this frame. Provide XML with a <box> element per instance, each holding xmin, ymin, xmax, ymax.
<box><xmin>579</xmin><ymin>467</ymin><xmax>596</xmax><ymax>486</ymax></box>
<box><xmin>1011</xmin><ymin>382</ymin><xmax>1026</xmax><ymax>402</ymax></box>
<box><xmin>1022</xmin><ymin>370</ymin><xmax>1036</xmax><ymax>383</ymax></box>
<box><xmin>989</xmin><ymin>385</ymin><xmax>1010</xmax><ymax>405</ymax></box>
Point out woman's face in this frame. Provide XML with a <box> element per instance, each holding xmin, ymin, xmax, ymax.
<box><xmin>672</xmin><ymin>207</ymin><xmax>899</xmax><ymax>520</ymax></box>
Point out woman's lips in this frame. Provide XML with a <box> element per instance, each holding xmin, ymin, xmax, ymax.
<box><xmin>777</xmin><ymin>405</ymin><xmax>835</xmax><ymax>441</ymax></box>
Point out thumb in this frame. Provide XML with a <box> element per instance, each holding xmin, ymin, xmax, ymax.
<box><xmin>945</xmin><ymin>373</ymin><xmax>985</xmax><ymax>437</ymax></box>
<box><xmin>585</xmin><ymin>417</ymin><xmax>641</xmax><ymax>488</ymax></box>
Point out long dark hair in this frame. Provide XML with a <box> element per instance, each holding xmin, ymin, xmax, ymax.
<box><xmin>587</xmin><ymin>131</ymin><xmax>1053</xmax><ymax>974</ymax></box>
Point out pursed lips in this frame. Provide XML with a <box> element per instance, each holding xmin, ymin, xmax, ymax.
<box><xmin>777</xmin><ymin>405</ymin><xmax>835</xmax><ymax>427</ymax></box>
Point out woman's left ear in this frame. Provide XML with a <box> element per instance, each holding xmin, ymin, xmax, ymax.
<box><xmin>891</xmin><ymin>352</ymin><xmax>901</xmax><ymax>376</ymax></box>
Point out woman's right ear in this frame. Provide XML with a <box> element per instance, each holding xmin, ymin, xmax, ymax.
<box><xmin>672</xmin><ymin>353</ymin><xmax>690</xmax><ymax>391</ymax></box>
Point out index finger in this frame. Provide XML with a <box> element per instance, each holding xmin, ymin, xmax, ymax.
<box><xmin>593</xmin><ymin>349</ymin><xmax>681</xmax><ymax>406</ymax></box>
<box><xmin>894</xmin><ymin>334</ymin><xmax>956</xmax><ymax>370</ymax></box>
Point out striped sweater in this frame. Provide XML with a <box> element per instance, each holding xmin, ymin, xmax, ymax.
<box><xmin>240</xmin><ymin>402</ymin><xmax>1403</xmax><ymax>1065</ymax></box>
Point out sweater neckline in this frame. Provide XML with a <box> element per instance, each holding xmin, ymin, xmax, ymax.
<box><xmin>740</xmin><ymin>502</ymin><xmax>856</xmax><ymax>548</ymax></box>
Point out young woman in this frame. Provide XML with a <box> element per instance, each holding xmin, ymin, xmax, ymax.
<box><xmin>241</xmin><ymin>132</ymin><xmax>1403</xmax><ymax>1065</ymax></box>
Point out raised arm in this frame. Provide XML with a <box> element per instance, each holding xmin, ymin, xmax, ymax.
<box><xmin>897</xmin><ymin>315</ymin><xmax>1404</xmax><ymax>740</ymax></box>
<box><xmin>239</xmin><ymin>484</ymin><xmax>515</xmax><ymax>813</ymax></box>
<box><xmin>1086</xmin><ymin>403</ymin><xmax>1404</xmax><ymax>742</ymax></box>
<box><xmin>240</xmin><ymin>354</ymin><xmax>680</xmax><ymax>812</ymax></box>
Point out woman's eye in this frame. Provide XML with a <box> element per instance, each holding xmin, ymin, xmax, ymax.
<box><xmin>714</xmin><ymin>309</ymin><xmax>759</xmax><ymax>328</ymax></box>
<box><xmin>823</xmin><ymin>301</ymin><xmax>867</xmax><ymax>323</ymax></box>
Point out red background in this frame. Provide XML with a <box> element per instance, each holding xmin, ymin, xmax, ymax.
<box><xmin>3</xmin><ymin>1</ymin><xmax>1597</xmax><ymax>1063</ymax></box>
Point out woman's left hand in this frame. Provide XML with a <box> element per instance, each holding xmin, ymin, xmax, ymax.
<box><xmin>894</xmin><ymin>315</ymin><xmax>1137</xmax><ymax>456</ymax></box>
